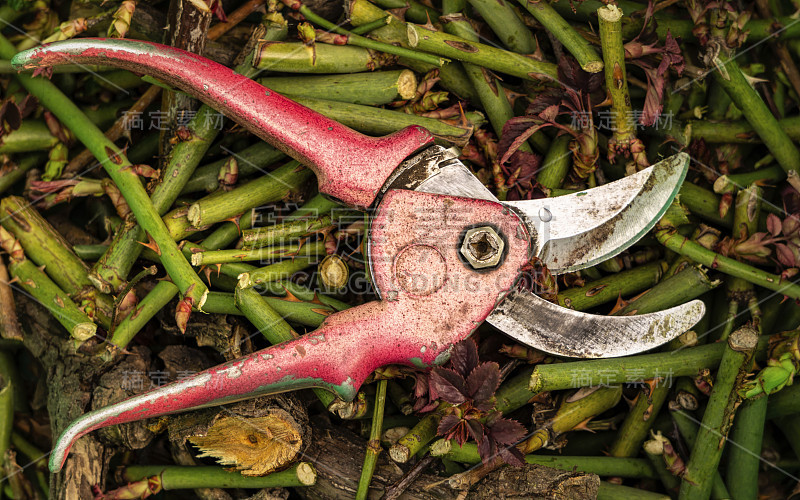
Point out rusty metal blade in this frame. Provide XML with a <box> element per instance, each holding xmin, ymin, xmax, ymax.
<box><xmin>504</xmin><ymin>153</ymin><xmax>689</xmax><ymax>274</ymax></box>
<box><xmin>486</xmin><ymin>289</ymin><xmax>705</xmax><ymax>358</ymax></box>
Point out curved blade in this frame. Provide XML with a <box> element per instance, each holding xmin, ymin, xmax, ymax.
<box><xmin>486</xmin><ymin>289</ymin><xmax>705</xmax><ymax>358</ymax></box>
<box><xmin>505</xmin><ymin>153</ymin><xmax>689</xmax><ymax>274</ymax></box>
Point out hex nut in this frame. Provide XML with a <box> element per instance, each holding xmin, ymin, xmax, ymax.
<box><xmin>460</xmin><ymin>227</ymin><xmax>504</xmax><ymax>269</ymax></box>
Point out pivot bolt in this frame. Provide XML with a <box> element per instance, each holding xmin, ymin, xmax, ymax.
<box><xmin>460</xmin><ymin>227</ymin><xmax>504</xmax><ymax>269</ymax></box>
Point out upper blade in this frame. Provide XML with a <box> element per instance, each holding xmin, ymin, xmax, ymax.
<box><xmin>486</xmin><ymin>289</ymin><xmax>705</xmax><ymax>358</ymax></box>
<box><xmin>505</xmin><ymin>153</ymin><xmax>689</xmax><ymax>274</ymax></box>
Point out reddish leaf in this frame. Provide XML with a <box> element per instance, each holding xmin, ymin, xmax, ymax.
<box><xmin>450</xmin><ymin>339</ymin><xmax>479</xmax><ymax>378</ymax></box>
<box><xmin>429</xmin><ymin>367</ymin><xmax>469</xmax><ymax>405</ymax></box>
<box><xmin>487</xmin><ymin>417</ymin><xmax>526</xmax><ymax>445</ymax></box>
<box><xmin>438</xmin><ymin>414</ymin><xmax>462</xmax><ymax>436</ymax></box>
<box><xmin>498</xmin><ymin>446</ymin><xmax>526</xmax><ymax>467</ymax></box>
<box><xmin>767</xmin><ymin>213</ymin><xmax>783</xmax><ymax>237</ymax></box>
<box><xmin>783</xmin><ymin>215</ymin><xmax>800</xmax><ymax>237</ymax></box>
<box><xmin>478</xmin><ymin>435</ymin><xmax>496</xmax><ymax>465</ymax></box>
<box><xmin>466</xmin><ymin>420</ymin><xmax>485</xmax><ymax>443</ymax></box>
<box><xmin>466</xmin><ymin>362</ymin><xmax>501</xmax><ymax>403</ymax></box>
<box><xmin>776</xmin><ymin>243</ymin><xmax>797</xmax><ymax>268</ymax></box>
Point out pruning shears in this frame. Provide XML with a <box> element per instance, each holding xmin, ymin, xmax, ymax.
<box><xmin>12</xmin><ymin>39</ymin><xmax>705</xmax><ymax>473</ymax></box>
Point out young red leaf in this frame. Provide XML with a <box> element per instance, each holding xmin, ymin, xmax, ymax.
<box><xmin>498</xmin><ymin>446</ymin><xmax>526</xmax><ymax>467</ymax></box>
<box><xmin>487</xmin><ymin>417</ymin><xmax>527</xmax><ymax>445</ymax></box>
<box><xmin>776</xmin><ymin>243</ymin><xmax>798</xmax><ymax>268</ymax></box>
<box><xmin>438</xmin><ymin>414</ymin><xmax>462</xmax><ymax>437</ymax></box>
<box><xmin>429</xmin><ymin>367</ymin><xmax>469</xmax><ymax>405</ymax></box>
<box><xmin>450</xmin><ymin>339</ymin><xmax>479</xmax><ymax>378</ymax></box>
<box><xmin>466</xmin><ymin>419</ymin><xmax>485</xmax><ymax>444</ymax></box>
<box><xmin>466</xmin><ymin>361</ymin><xmax>501</xmax><ymax>403</ymax></box>
<box><xmin>783</xmin><ymin>215</ymin><xmax>800</xmax><ymax>237</ymax></box>
<box><xmin>767</xmin><ymin>213</ymin><xmax>783</xmax><ymax>237</ymax></box>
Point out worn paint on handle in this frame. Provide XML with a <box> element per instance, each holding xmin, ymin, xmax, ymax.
<box><xmin>13</xmin><ymin>39</ymin><xmax>434</xmax><ymax>208</ymax></box>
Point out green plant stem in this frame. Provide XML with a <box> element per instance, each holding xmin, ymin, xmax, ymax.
<box><xmin>370</xmin><ymin>0</ymin><xmax>439</xmax><ymax>24</ymax></box>
<box><xmin>192</xmin><ymin>241</ymin><xmax>326</xmax><ymax>266</ymax></box>
<box><xmin>766</xmin><ymin>384</ymin><xmax>800</xmax><ymax>419</ymax></box>
<box><xmin>0</xmin><ymin>366</ymin><xmax>12</xmax><ymax>471</ymax></box>
<box><xmin>355</xmin><ymin>379</ymin><xmax>388</xmax><ymax>500</ymax></box>
<box><xmin>180</xmin><ymin>142</ymin><xmax>286</xmax><ymax>195</ymax></box>
<box><xmin>528</xmin><ymin>337</ymin><xmax>767</xmax><ymax>395</ymax></box>
<box><xmin>164</xmin><ymin>161</ymin><xmax>311</xmax><ymax>240</ymax></box>
<box><xmin>0</xmin><ymin>154</ymin><xmax>43</xmax><ymax>195</ymax></box>
<box><xmin>262</xmin><ymin>280</ymin><xmax>350</xmax><ymax>311</ymax></box>
<box><xmin>537</xmin><ymin>135</ymin><xmax>572</xmax><ymax>190</ymax></box>
<box><xmin>7</xmin><ymin>258</ymin><xmax>96</xmax><ymax>342</ymax></box>
<box><xmin>4</xmin><ymin>34</ymin><xmax>208</xmax><ymax>310</ymax></box>
<box><xmin>614</xmin><ymin>265</ymin><xmax>719</xmax><ymax>316</ymax></box>
<box><xmin>203</xmin><ymin>291</ymin><xmax>334</xmax><ymax>327</ymax></box>
<box><xmin>350</xmin><ymin>16</ymin><xmax>391</xmax><ymax>35</ymax></box>
<box><xmin>241</xmin><ymin>214</ymin><xmax>336</xmax><ymax>249</ymax></box>
<box><xmin>399</xmin><ymin>57</ymin><xmax>479</xmax><ymax>102</ymax></box>
<box><xmin>516</xmin><ymin>0</ymin><xmax>603</xmax><ymax>73</ymax></box>
<box><xmin>597</xmin><ymin>482</ymin><xmax>671</xmax><ymax>500</ymax></box>
<box><xmin>347</xmin><ymin>0</ymin><xmax>558</xmax><ymax>81</ymax></box>
<box><xmin>725</xmin><ymin>396</ymin><xmax>767</xmax><ymax>500</ymax></box>
<box><xmin>389</xmin><ymin>412</ymin><xmax>440</xmax><ymax>463</ymax></box>
<box><xmin>260</xmin><ymin>70</ymin><xmax>417</xmax><ymax>106</ymax></box>
<box><xmin>291</xmin><ymin>2</ymin><xmax>446</xmax><ymax>66</ymax></box>
<box><xmin>713</xmin><ymin>165</ymin><xmax>786</xmax><ymax>195</ymax></box>
<box><xmin>557</xmin><ymin>261</ymin><xmax>666</xmax><ymax>310</ymax></box>
<box><xmin>679</xmin><ymin>326</ymin><xmax>759</xmax><ymax>500</ymax></box>
<box><xmin>441</xmin><ymin>441</ymin><xmax>656</xmax><ymax>477</ymax></box>
<box><xmin>712</xmin><ymin>56</ymin><xmax>800</xmax><ymax>175</ymax></box>
<box><xmin>642</xmin><ymin>438</ymin><xmax>681</xmax><ymax>493</ymax></box>
<box><xmin>234</xmin><ymin>287</ymin><xmax>297</xmax><ymax>343</ymax></box>
<box><xmin>236</xmin><ymin>257</ymin><xmax>317</xmax><ymax>289</ymax></box>
<box><xmin>655</xmin><ymin>221</ymin><xmax>800</xmax><ymax>299</ymax></box>
<box><xmin>0</xmin><ymin>121</ymin><xmax>57</xmax><ymax>154</ymax></box>
<box><xmin>0</xmin><ymin>196</ymin><xmax>113</xmax><ymax>328</ymax></box>
<box><xmin>679</xmin><ymin>183</ymin><xmax>734</xmax><ymax>228</ymax></box>
<box><xmin>255</xmin><ymin>42</ymin><xmax>396</xmax><ymax>73</ymax></box>
<box><xmin>121</xmin><ymin>463</ymin><xmax>316</xmax><ymax>489</ymax></box>
<box><xmin>598</xmin><ymin>5</ymin><xmax>636</xmax><ymax>146</ymax></box>
<box><xmin>288</xmin><ymin>96</ymin><xmax>474</xmax><ymax>146</ymax></box>
<box><xmin>466</xmin><ymin>0</ymin><xmax>538</xmax><ymax>53</ymax></box>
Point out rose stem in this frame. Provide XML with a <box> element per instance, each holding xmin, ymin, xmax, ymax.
<box><xmin>192</xmin><ymin>241</ymin><xmax>326</xmax><ymax>266</ymax></box>
<box><xmin>119</xmin><ymin>463</ymin><xmax>317</xmax><ymax>490</ymax></box>
<box><xmin>180</xmin><ymin>142</ymin><xmax>285</xmax><ymax>195</ymax></box>
<box><xmin>557</xmin><ymin>261</ymin><xmax>666</xmax><ymax>310</ymax></box>
<box><xmin>678</xmin><ymin>326</ymin><xmax>759</xmax><ymax>499</ymax></box>
<box><xmin>255</xmin><ymin>42</ymin><xmax>399</xmax><ymax>73</ymax></box>
<box><xmin>516</xmin><ymin>0</ymin><xmax>603</xmax><ymax>73</ymax></box>
<box><xmin>259</xmin><ymin>69</ymin><xmax>418</xmax><ymax>106</ymax></box>
<box><xmin>0</xmin><ymin>121</ymin><xmax>57</xmax><ymax>154</ymax></box>
<box><xmin>0</xmin><ymin>257</ymin><xmax>23</xmax><ymax>341</ymax></box>
<box><xmin>612</xmin><ymin>264</ymin><xmax>719</xmax><ymax>317</ymax></box>
<box><xmin>528</xmin><ymin>338</ymin><xmax>766</xmax><ymax>397</ymax></box>
<box><xmin>466</xmin><ymin>0</ymin><xmax>538</xmax><ymax>54</ymax></box>
<box><xmin>280</xmin><ymin>0</ymin><xmax>446</xmax><ymax>67</ymax></box>
<box><xmin>0</xmin><ymin>196</ymin><xmax>114</xmax><ymax>328</ymax></box>
<box><xmin>655</xmin><ymin>201</ymin><xmax>800</xmax><ymax>298</ymax></box>
<box><xmin>354</xmin><ymin>379</ymin><xmax>388</xmax><ymax>500</ymax></box>
<box><xmin>0</xmin><ymin>227</ymin><xmax>96</xmax><ymax>342</ymax></box>
<box><xmin>347</xmin><ymin>0</ymin><xmax>559</xmax><ymax>81</ymax></box>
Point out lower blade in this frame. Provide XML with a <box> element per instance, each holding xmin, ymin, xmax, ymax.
<box><xmin>486</xmin><ymin>289</ymin><xmax>705</xmax><ymax>358</ymax></box>
<box><xmin>505</xmin><ymin>153</ymin><xmax>689</xmax><ymax>274</ymax></box>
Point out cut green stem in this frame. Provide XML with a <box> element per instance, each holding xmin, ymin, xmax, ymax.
<box><xmin>355</xmin><ymin>379</ymin><xmax>388</xmax><ymax>500</ymax></box>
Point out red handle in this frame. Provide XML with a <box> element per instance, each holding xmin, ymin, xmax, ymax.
<box><xmin>14</xmin><ymin>39</ymin><xmax>434</xmax><ymax>208</ymax></box>
<box><xmin>48</xmin><ymin>299</ymin><xmax>440</xmax><ymax>472</ymax></box>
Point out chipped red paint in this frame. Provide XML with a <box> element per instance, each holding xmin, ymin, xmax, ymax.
<box><xmin>14</xmin><ymin>39</ymin><xmax>433</xmax><ymax>208</ymax></box>
<box><xmin>48</xmin><ymin>190</ymin><xmax>531</xmax><ymax>472</ymax></box>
